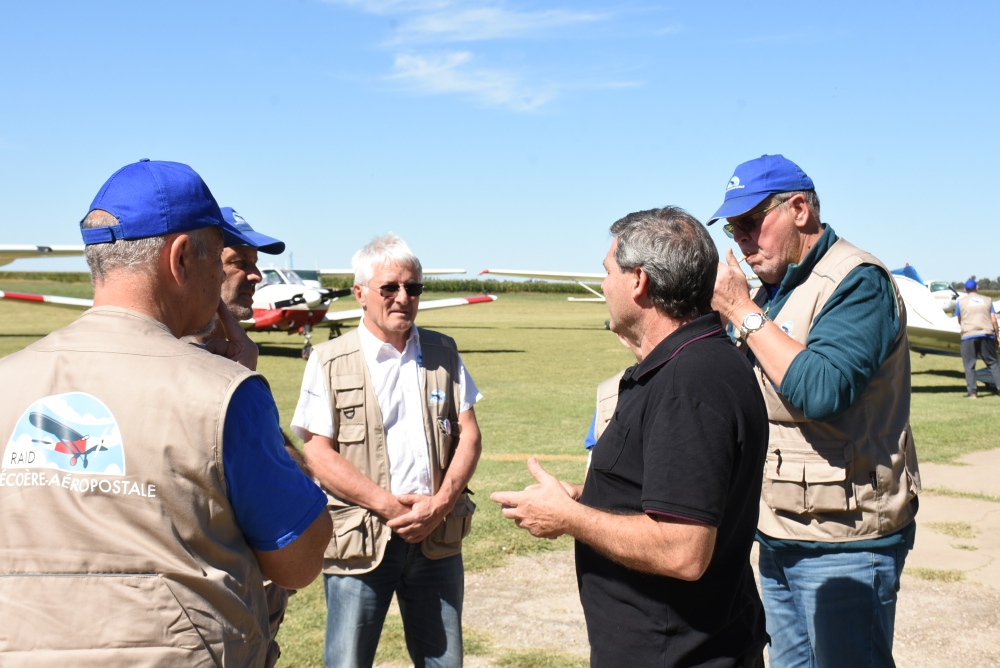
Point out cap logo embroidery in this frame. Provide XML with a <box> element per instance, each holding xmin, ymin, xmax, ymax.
<box><xmin>727</xmin><ymin>176</ymin><xmax>744</xmax><ymax>191</ymax></box>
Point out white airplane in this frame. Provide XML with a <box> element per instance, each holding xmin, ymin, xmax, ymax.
<box><xmin>0</xmin><ymin>244</ymin><xmax>85</xmax><ymax>267</ymax></box>
<box><xmin>479</xmin><ymin>269</ymin><xmax>605</xmax><ymax>302</ymax></box>
<box><xmin>1</xmin><ymin>261</ymin><xmax>496</xmax><ymax>358</ymax></box>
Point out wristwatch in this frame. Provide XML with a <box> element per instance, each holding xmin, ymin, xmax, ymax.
<box><xmin>738</xmin><ymin>312</ymin><xmax>768</xmax><ymax>340</ymax></box>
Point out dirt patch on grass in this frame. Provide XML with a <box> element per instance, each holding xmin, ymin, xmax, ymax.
<box><xmin>454</xmin><ymin>548</ymin><xmax>1000</xmax><ymax>667</ymax></box>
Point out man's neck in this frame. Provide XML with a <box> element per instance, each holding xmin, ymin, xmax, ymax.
<box><xmin>93</xmin><ymin>272</ymin><xmax>185</xmax><ymax>337</ymax></box>
<box><xmin>634</xmin><ymin>312</ymin><xmax>690</xmax><ymax>362</ymax></box>
<box><xmin>361</xmin><ymin>317</ymin><xmax>411</xmax><ymax>353</ymax></box>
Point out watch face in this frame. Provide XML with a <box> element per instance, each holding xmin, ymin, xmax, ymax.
<box><xmin>744</xmin><ymin>313</ymin><xmax>764</xmax><ymax>329</ymax></box>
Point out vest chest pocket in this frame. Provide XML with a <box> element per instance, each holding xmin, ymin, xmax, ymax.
<box><xmin>762</xmin><ymin>444</ymin><xmax>855</xmax><ymax>515</ymax></box>
<box><xmin>327</xmin><ymin>505</ymin><xmax>377</xmax><ymax>561</ymax></box>
<box><xmin>332</xmin><ymin>377</ymin><xmax>365</xmax><ymax>445</ymax></box>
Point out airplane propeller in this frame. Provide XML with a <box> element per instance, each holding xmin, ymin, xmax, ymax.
<box><xmin>271</xmin><ymin>287</ymin><xmax>352</xmax><ymax>310</ymax></box>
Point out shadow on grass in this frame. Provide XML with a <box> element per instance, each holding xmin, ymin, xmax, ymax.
<box><xmin>258</xmin><ymin>344</ymin><xmax>309</xmax><ymax>359</ymax></box>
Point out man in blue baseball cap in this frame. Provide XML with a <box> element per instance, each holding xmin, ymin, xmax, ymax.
<box><xmin>708</xmin><ymin>155</ymin><xmax>921</xmax><ymax>668</ymax></box>
<box><xmin>955</xmin><ymin>278</ymin><xmax>1000</xmax><ymax>397</ymax></box>
<box><xmin>0</xmin><ymin>159</ymin><xmax>331</xmax><ymax>665</ymax></box>
<box><xmin>196</xmin><ymin>207</ymin><xmax>286</xmax><ymax>363</ymax></box>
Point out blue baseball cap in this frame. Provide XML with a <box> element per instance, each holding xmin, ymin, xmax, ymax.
<box><xmin>220</xmin><ymin>207</ymin><xmax>285</xmax><ymax>254</ymax></box>
<box><xmin>965</xmin><ymin>279</ymin><xmax>978</xmax><ymax>290</ymax></box>
<box><xmin>707</xmin><ymin>154</ymin><xmax>815</xmax><ymax>224</ymax></box>
<box><xmin>80</xmin><ymin>159</ymin><xmax>255</xmax><ymax>248</ymax></box>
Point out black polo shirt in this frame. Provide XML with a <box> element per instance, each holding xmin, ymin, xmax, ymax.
<box><xmin>577</xmin><ymin>312</ymin><xmax>768</xmax><ymax>667</ymax></box>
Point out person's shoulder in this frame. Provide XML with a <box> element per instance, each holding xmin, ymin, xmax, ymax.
<box><xmin>311</xmin><ymin>328</ymin><xmax>362</xmax><ymax>361</ymax></box>
<box><xmin>417</xmin><ymin>327</ymin><xmax>457</xmax><ymax>350</ymax></box>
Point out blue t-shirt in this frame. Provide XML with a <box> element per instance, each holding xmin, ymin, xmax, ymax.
<box><xmin>223</xmin><ymin>377</ymin><xmax>327</xmax><ymax>551</ymax></box>
<box><xmin>583</xmin><ymin>411</ymin><xmax>598</xmax><ymax>450</ymax></box>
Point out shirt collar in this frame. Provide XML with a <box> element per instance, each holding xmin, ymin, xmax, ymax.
<box><xmin>357</xmin><ymin>317</ymin><xmax>420</xmax><ymax>363</ymax></box>
<box><xmin>627</xmin><ymin>312</ymin><xmax>726</xmax><ymax>381</ymax></box>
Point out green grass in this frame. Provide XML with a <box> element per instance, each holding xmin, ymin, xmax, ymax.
<box><xmin>4</xmin><ymin>287</ymin><xmax>1000</xmax><ymax>666</ymax></box>
<box><xmin>924</xmin><ymin>522</ymin><xmax>977</xmax><ymax>539</ymax></box>
<box><xmin>907</xmin><ymin>568</ymin><xmax>966</xmax><ymax>583</ymax></box>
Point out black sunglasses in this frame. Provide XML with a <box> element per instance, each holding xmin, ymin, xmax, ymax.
<box><xmin>369</xmin><ymin>282</ymin><xmax>424</xmax><ymax>298</ymax></box>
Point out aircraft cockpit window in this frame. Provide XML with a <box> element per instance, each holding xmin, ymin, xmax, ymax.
<box><xmin>283</xmin><ymin>270</ymin><xmax>306</xmax><ymax>286</ymax></box>
<box><xmin>260</xmin><ymin>269</ymin><xmax>282</xmax><ymax>287</ymax></box>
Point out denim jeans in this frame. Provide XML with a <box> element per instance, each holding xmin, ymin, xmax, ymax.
<box><xmin>323</xmin><ymin>535</ymin><xmax>464</xmax><ymax>668</ymax></box>
<box><xmin>758</xmin><ymin>541</ymin><xmax>909</xmax><ymax>668</ymax></box>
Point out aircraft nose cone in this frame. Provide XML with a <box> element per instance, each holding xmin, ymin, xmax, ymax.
<box><xmin>302</xmin><ymin>288</ymin><xmax>324</xmax><ymax>308</ymax></box>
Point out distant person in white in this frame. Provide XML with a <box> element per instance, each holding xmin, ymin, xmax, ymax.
<box><xmin>292</xmin><ymin>232</ymin><xmax>482</xmax><ymax>668</ymax></box>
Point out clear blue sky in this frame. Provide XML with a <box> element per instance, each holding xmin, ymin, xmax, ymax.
<box><xmin>2</xmin><ymin>1</ymin><xmax>997</xmax><ymax>283</ymax></box>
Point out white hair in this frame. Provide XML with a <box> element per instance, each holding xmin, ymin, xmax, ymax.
<box><xmin>351</xmin><ymin>232</ymin><xmax>423</xmax><ymax>286</ymax></box>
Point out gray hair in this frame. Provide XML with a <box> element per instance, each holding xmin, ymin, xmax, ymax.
<box><xmin>610</xmin><ymin>206</ymin><xmax>718</xmax><ymax>320</ymax></box>
<box><xmin>82</xmin><ymin>209</ymin><xmax>214</xmax><ymax>283</ymax></box>
<box><xmin>775</xmin><ymin>189</ymin><xmax>821</xmax><ymax>222</ymax></box>
<box><xmin>351</xmin><ymin>232</ymin><xmax>423</xmax><ymax>286</ymax></box>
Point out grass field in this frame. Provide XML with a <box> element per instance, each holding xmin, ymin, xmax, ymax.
<box><xmin>1</xmin><ymin>279</ymin><xmax>998</xmax><ymax>666</ymax></box>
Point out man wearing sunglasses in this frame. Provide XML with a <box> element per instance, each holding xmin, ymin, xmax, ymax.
<box><xmin>709</xmin><ymin>155</ymin><xmax>920</xmax><ymax>668</ymax></box>
<box><xmin>292</xmin><ymin>233</ymin><xmax>482</xmax><ymax>668</ymax></box>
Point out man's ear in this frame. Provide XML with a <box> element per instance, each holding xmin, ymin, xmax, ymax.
<box><xmin>165</xmin><ymin>233</ymin><xmax>193</xmax><ymax>287</ymax></box>
<box><xmin>630</xmin><ymin>266</ymin><xmax>647</xmax><ymax>301</ymax></box>
<box><xmin>353</xmin><ymin>283</ymin><xmax>367</xmax><ymax>309</ymax></box>
<box><xmin>788</xmin><ymin>194</ymin><xmax>813</xmax><ymax>230</ymax></box>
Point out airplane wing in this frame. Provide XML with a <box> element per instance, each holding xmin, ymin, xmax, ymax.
<box><xmin>893</xmin><ymin>273</ymin><xmax>961</xmax><ymax>356</ymax></box>
<box><xmin>319</xmin><ymin>268</ymin><xmax>467</xmax><ymax>278</ymax></box>
<box><xmin>0</xmin><ymin>290</ymin><xmax>93</xmax><ymax>309</ymax></box>
<box><xmin>0</xmin><ymin>244</ymin><xmax>85</xmax><ymax>267</ymax></box>
<box><xmin>319</xmin><ymin>294</ymin><xmax>498</xmax><ymax>327</ymax></box>
<box><xmin>479</xmin><ymin>269</ymin><xmax>605</xmax><ymax>302</ymax></box>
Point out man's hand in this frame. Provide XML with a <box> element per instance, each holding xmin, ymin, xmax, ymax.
<box><xmin>712</xmin><ymin>249</ymin><xmax>756</xmax><ymax>327</ymax></box>
<box><xmin>386</xmin><ymin>494</ymin><xmax>446</xmax><ymax>543</ymax></box>
<box><xmin>490</xmin><ymin>458</ymin><xmax>578</xmax><ymax>539</ymax></box>
<box><xmin>202</xmin><ymin>300</ymin><xmax>259</xmax><ymax>369</ymax></box>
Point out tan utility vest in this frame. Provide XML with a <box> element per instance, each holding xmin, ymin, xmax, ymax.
<box><xmin>593</xmin><ymin>371</ymin><xmax>623</xmax><ymax>442</ymax></box>
<box><xmin>958</xmin><ymin>293</ymin><xmax>995</xmax><ymax>338</ymax></box>
<box><xmin>0</xmin><ymin>307</ymin><xmax>270</xmax><ymax>666</ymax></box>
<box><xmin>311</xmin><ymin>327</ymin><xmax>474</xmax><ymax>575</ymax></box>
<box><xmin>750</xmin><ymin>239</ymin><xmax>921</xmax><ymax>542</ymax></box>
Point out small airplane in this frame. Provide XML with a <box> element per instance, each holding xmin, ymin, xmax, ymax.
<box><xmin>0</xmin><ymin>244</ymin><xmax>85</xmax><ymax>267</ymax></box>
<box><xmin>29</xmin><ymin>411</ymin><xmax>107</xmax><ymax>469</ymax></box>
<box><xmin>479</xmin><ymin>269</ymin><xmax>605</xmax><ymax>302</ymax></box>
<box><xmin>1</xmin><ymin>263</ymin><xmax>497</xmax><ymax>357</ymax></box>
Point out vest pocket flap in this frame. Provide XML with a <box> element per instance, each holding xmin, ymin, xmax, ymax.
<box><xmin>765</xmin><ymin>457</ymin><xmax>804</xmax><ymax>482</ymax></box>
<box><xmin>803</xmin><ymin>459</ymin><xmax>848</xmax><ymax>484</ymax></box>
<box><xmin>763</xmin><ymin>445</ymin><xmax>853</xmax><ymax>515</ymax></box>
<box><xmin>334</xmin><ymin>507</ymin><xmax>368</xmax><ymax>537</ymax></box>
<box><xmin>330</xmin><ymin>374</ymin><xmax>364</xmax><ymax>392</ymax></box>
<box><xmin>327</xmin><ymin>505</ymin><xmax>377</xmax><ymax>561</ymax></box>
<box><xmin>422</xmin><ymin>492</ymin><xmax>476</xmax><ymax>560</ymax></box>
<box><xmin>337</xmin><ymin>422</ymin><xmax>367</xmax><ymax>444</ymax></box>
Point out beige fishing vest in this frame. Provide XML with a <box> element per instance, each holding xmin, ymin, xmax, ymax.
<box><xmin>750</xmin><ymin>239</ymin><xmax>921</xmax><ymax>542</ymax></box>
<box><xmin>593</xmin><ymin>371</ymin><xmax>623</xmax><ymax>442</ymax></box>
<box><xmin>311</xmin><ymin>327</ymin><xmax>475</xmax><ymax>576</ymax></box>
<box><xmin>0</xmin><ymin>306</ymin><xmax>270</xmax><ymax>666</ymax></box>
<box><xmin>957</xmin><ymin>293</ymin><xmax>995</xmax><ymax>338</ymax></box>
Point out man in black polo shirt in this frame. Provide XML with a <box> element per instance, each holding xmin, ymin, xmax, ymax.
<box><xmin>492</xmin><ymin>207</ymin><xmax>769</xmax><ymax>667</ymax></box>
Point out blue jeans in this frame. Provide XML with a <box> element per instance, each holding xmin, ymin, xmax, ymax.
<box><xmin>758</xmin><ymin>541</ymin><xmax>908</xmax><ymax>668</ymax></box>
<box><xmin>323</xmin><ymin>535</ymin><xmax>464</xmax><ymax>668</ymax></box>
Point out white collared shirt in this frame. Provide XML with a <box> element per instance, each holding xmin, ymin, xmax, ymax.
<box><xmin>291</xmin><ymin>319</ymin><xmax>481</xmax><ymax>496</ymax></box>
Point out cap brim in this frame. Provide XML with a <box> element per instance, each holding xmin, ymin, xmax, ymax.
<box><xmin>243</xmin><ymin>230</ymin><xmax>285</xmax><ymax>254</ymax></box>
<box><xmin>706</xmin><ymin>192</ymin><xmax>770</xmax><ymax>225</ymax></box>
